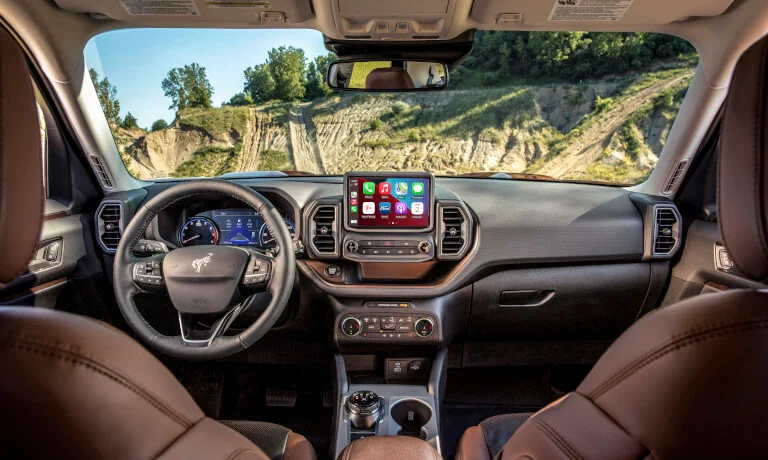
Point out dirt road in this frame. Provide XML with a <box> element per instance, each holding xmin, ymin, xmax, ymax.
<box><xmin>538</xmin><ymin>72</ymin><xmax>693</xmax><ymax>178</ymax></box>
<box><xmin>288</xmin><ymin>104</ymin><xmax>325</xmax><ymax>174</ymax></box>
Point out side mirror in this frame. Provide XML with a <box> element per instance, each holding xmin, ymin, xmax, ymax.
<box><xmin>327</xmin><ymin>60</ymin><xmax>448</xmax><ymax>92</ymax></box>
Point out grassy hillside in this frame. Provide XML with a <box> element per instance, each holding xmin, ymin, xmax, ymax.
<box><xmin>119</xmin><ymin>65</ymin><xmax>693</xmax><ymax>183</ymax></box>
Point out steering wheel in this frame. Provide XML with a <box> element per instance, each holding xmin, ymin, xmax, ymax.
<box><xmin>113</xmin><ymin>180</ymin><xmax>295</xmax><ymax>360</ymax></box>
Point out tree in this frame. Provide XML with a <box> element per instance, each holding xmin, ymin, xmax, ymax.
<box><xmin>224</xmin><ymin>92</ymin><xmax>253</xmax><ymax>106</ymax></box>
<box><xmin>304</xmin><ymin>53</ymin><xmax>337</xmax><ymax>99</ymax></box>
<box><xmin>243</xmin><ymin>64</ymin><xmax>276</xmax><ymax>103</ymax></box>
<box><xmin>121</xmin><ymin>112</ymin><xmax>138</xmax><ymax>129</ymax></box>
<box><xmin>266</xmin><ymin>46</ymin><xmax>307</xmax><ymax>101</ymax></box>
<box><xmin>89</xmin><ymin>68</ymin><xmax>121</xmax><ymax>125</ymax></box>
<box><xmin>151</xmin><ymin>119</ymin><xmax>168</xmax><ymax>131</ymax></box>
<box><xmin>161</xmin><ymin>63</ymin><xmax>214</xmax><ymax>111</ymax></box>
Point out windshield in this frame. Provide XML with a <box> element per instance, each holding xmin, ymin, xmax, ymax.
<box><xmin>85</xmin><ymin>30</ymin><xmax>697</xmax><ymax>185</ymax></box>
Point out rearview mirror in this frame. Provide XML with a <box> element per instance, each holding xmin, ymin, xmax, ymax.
<box><xmin>327</xmin><ymin>60</ymin><xmax>448</xmax><ymax>91</ymax></box>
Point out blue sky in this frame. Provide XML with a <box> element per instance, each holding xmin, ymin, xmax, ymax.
<box><xmin>85</xmin><ymin>28</ymin><xmax>328</xmax><ymax>128</ymax></box>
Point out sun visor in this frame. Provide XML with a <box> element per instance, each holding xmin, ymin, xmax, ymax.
<box><xmin>470</xmin><ymin>0</ymin><xmax>734</xmax><ymax>26</ymax></box>
<box><xmin>53</xmin><ymin>0</ymin><xmax>313</xmax><ymax>24</ymax></box>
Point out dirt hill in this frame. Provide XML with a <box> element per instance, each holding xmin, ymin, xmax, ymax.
<box><xmin>118</xmin><ymin>66</ymin><xmax>694</xmax><ymax>184</ymax></box>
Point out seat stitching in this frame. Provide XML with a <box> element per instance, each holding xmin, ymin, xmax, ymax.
<box><xmin>0</xmin><ymin>336</ymin><xmax>194</xmax><ymax>428</ymax></box>
<box><xmin>587</xmin><ymin>317</ymin><xmax>768</xmax><ymax>398</ymax></box>
<box><xmin>532</xmin><ymin>419</ymin><xmax>582</xmax><ymax>460</ymax></box>
<box><xmin>589</xmin><ymin>320</ymin><xmax>768</xmax><ymax>400</ymax></box>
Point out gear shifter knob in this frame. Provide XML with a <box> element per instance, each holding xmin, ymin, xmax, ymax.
<box><xmin>345</xmin><ymin>390</ymin><xmax>381</xmax><ymax>430</ymax></box>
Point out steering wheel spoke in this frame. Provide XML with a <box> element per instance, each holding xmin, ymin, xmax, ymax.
<box><xmin>242</xmin><ymin>249</ymin><xmax>272</xmax><ymax>290</ymax></box>
<box><xmin>177</xmin><ymin>303</ymin><xmax>244</xmax><ymax>348</ymax></box>
<box><xmin>131</xmin><ymin>252</ymin><xmax>167</xmax><ymax>292</ymax></box>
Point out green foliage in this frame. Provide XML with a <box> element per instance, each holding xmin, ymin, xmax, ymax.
<box><xmin>89</xmin><ymin>68</ymin><xmax>121</xmax><ymax>125</ymax></box>
<box><xmin>120</xmin><ymin>112</ymin><xmax>139</xmax><ymax>129</ymax></box>
<box><xmin>260</xmin><ymin>149</ymin><xmax>294</xmax><ymax>171</ymax></box>
<box><xmin>369</xmin><ymin>118</ymin><xmax>384</xmax><ymax>131</ymax></box>
<box><xmin>243</xmin><ymin>64</ymin><xmax>276</xmax><ymax>103</ymax></box>
<box><xmin>479</xmin><ymin>127</ymin><xmax>502</xmax><ymax>145</ymax></box>
<box><xmin>361</xmin><ymin>139</ymin><xmax>392</xmax><ymax>149</ymax></box>
<box><xmin>406</xmin><ymin>129</ymin><xmax>421</xmax><ymax>142</ymax></box>
<box><xmin>391</xmin><ymin>101</ymin><xmax>409</xmax><ymax>115</ymax></box>
<box><xmin>178</xmin><ymin>106</ymin><xmax>249</xmax><ymax>137</ymax></box>
<box><xmin>172</xmin><ymin>146</ymin><xmax>239</xmax><ymax>178</ymax></box>
<box><xmin>305</xmin><ymin>53</ymin><xmax>337</xmax><ymax>99</ymax></box>
<box><xmin>151</xmin><ymin>119</ymin><xmax>168</xmax><ymax>131</ymax></box>
<box><xmin>594</xmin><ymin>96</ymin><xmax>616</xmax><ymax>113</ymax></box>
<box><xmin>225</xmin><ymin>92</ymin><xmax>253</xmax><ymax>106</ymax></box>
<box><xmin>268</xmin><ymin>46</ymin><xmax>307</xmax><ymax>101</ymax></box>
<box><xmin>162</xmin><ymin>63</ymin><xmax>214</xmax><ymax>111</ymax></box>
<box><xmin>453</xmin><ymin>31</ymin><xmax>696</xmax><ymax>88</ymax></box>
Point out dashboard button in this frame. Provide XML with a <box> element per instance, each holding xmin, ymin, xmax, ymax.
<box><xmin>324</xmin><ymin>264</ymin><xmax>341</xmax><ymax>277</ymax></box>
<box><xmin>341</xmin><ymin>317</ymin><xmax>362</xmax><ymax>337</ymax></box>
<box><xmin>396</xmin><ymin>324</ymin><xmax>412</xmax><ymax>332</ymax></box>
<box><xmin>360</xmin><ymin>240</ymin><xmax>377</xmax><ymax>248</ymax></box>
<box><xmin>346</xmin><ymin>240</ymin><xmax>359</xmax><ymax>253</ymax></box>
<box><xmin>414</xmin><ymin>318</ymin><xmax>434</xmax><ymax>337</ymax></box>
<box><xmin>383</xmin><ymin>249</ymin><xmax>393</xmax><ymax>255</ymax></box>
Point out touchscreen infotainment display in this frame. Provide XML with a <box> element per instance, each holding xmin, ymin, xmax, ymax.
<box><xmin>346</xmin><ymin>174</ymin><xmax>432</xmax><ymax>229</ymax></box>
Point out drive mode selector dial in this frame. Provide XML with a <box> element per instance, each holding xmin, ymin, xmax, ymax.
<box><xmin>414</xmin><ymin>318</ymin><xmax>434</xmax><ymax>337</ymax></box>
<box><xmin>341</xmin><ymin>317</ymin><xmax>362</xmax><ymax>337</ymax></box>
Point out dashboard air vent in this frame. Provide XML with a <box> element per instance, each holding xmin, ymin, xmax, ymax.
<box><xmin>653</xmin><ymin>207</ymin><xmax>680</xmax><ymax>256</ymax></box>
<box><xmin>90</xmin><ymin>155</ymin><xmax>115</xmax><ymax>189</ymax></box>
<box><xmin>439</xmin><ymin>205</ymin><xmax>468</xmax><ymax>258</ymax></box>
<box><xmin>97</xmin><ymin>202</ymin><xmax>122</xmax><ymax>252</ymax></box>
<box><xmin>662</xmin><ymin>160</ymin><xmax>688</xmax><ymax>195</ymax></box>
<box><xmin>311</xmin><ymin>205</ymin><xmax>338</xmax><ymax>256</ymax></box>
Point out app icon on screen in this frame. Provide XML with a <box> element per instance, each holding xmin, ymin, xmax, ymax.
<box><xmin>395</xmin><ymin>202</ymin><xmax>408</xmax><ymax>215</ymax></box>
<box><xmin>378</xmin><ymin>182</ymin><xmax>391</xmax><ymax>195</ymax></box>
<box><xmin>363</xmin><ymin>182</ymin><xmax>376</xmax><ymax>195</ymax></box>
<box><xmin>412</xmin><ymin>182</ymin><xmax>424</xmax><ymax>195</ymax></box>
<box><xmin>350</xmin><ymin>199</ymin><xmax>358</xmax><ymax>206</ymax></box>
<box><xmin>351</xmin><ymin>191</ymin><xmax>358</xmax><ymax>199</ymax></box>
<box><xmin>362</xmin><ymin>202</ymin><xmax>376</xmax><ymax>215</ymax></box>
<box><xmin>379</xmin><ymin>202</ymin><xmax>391</xmax><ymax>214</ymax></box>
<box><xmin>350</xmin><ymin>205</ymin><xmax>358</xmax><ymax>213</ymax></box>
<box><xmin>412</xmin><ymin>202</ymin><xmax>424</xmax><ymax>215</ymax></box>
<box><xmin>395</xmin><ymin>182</ymin><xmax>409</xmax><ymax>196</ymax></box>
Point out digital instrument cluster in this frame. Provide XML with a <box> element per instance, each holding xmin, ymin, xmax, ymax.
<box><xmin>178</xmin><ymin>209</ymin><xmax>295</xmax><ymax>248</ymax></box>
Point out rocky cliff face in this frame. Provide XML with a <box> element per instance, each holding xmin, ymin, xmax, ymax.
<box><xmin>118</xmin><ymin>67</ymin><xmax>693</xmax><ymax>184</ymax></box>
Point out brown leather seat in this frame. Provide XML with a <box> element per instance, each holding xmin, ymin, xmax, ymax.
<box><xmin>455</xmin><ymin>36</ymin><xmax>768</xmax><ymax>460</ymax></box>
<box><xmin>365</xmin><ymin>67</ymin><xmax>416</xmax><ymax>90</ymax></box>
<box><xmin>0</xmin><ymin>25</ymin><xmax>315</xmax><ymax>460</ymax></box>
<box><xmin>338</xmin><ymin>436</ymin><xmax>441</xmax><ymax>460</ymax></box>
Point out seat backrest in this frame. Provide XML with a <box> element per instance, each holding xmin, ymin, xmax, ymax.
<box><xmin>0</xmin><ymin>24</ymin><xmax>270</xmax><ymax>460</ymax></box>
<box><xmin>494</xmin><ymin>34</ymin><xmax>768</xmax><ymax>460</ymax></box>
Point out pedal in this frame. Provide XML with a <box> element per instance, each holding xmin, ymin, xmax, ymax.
<box><xmin>265</xmin><ymin>387</ymin><xmax>298</xmax><ymax>407</ymax></box>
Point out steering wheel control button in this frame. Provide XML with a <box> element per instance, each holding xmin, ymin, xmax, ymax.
<box><xmin>243</xmin><ymin>253</ymin><xmax>271</xmax><ymax>287</ymax></box>
<box><xmin>341</xmin><ymin>317</ymin><xmax>362</xmax><ymax>336</ymax></box>
<box><xmin>414</xmin><ymin>318</ymin><xmax>434</xmax><ymax>337</ymax></box>
<box><xmin>324</xmin><ymin>264</ymin><xmax>341</xmax><ymax>277</ymax></box>
<box><xmin>345</xmin><ymin>240</ymin><xmax>359</xmax><ymax>253</ymax></box>
<box><xmin>133</xmin><ymin>259</ymin><xmax>164</xmax><ymax>288</ymax></box>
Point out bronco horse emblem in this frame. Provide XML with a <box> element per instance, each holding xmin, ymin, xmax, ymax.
<box><xmin>192</xmin><ymin>253</ymin><xmax>214</xmax><ymax>273</ymax></box>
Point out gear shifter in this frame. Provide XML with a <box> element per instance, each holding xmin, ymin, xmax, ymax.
<box><xmin>345</xmin><ymin>390</ymin><xmax>381</xmax><ymax>430</ymax></box>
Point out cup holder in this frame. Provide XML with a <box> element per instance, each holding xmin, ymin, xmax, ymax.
<box><xmin>390</xmin><ymin>399</ymin><xmax>432</xmax><ymax>440</ymax></box>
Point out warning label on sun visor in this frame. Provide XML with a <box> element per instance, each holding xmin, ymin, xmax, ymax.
<box><xmin>206</xmin><ymin>0</ymin><xmax>271</xmax><ymax>8</ymax></box>
<box><xmin>548</xmin><ymin>0</ymin><xmax>634</xmax><ymax>22</ymax></box>
<box><xmin>120</xmin><ymin>0</ymin><xmax>200</xmax><ymax>15</ymax></box>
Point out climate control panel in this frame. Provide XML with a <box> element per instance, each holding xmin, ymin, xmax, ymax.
<box><xmin>339</xmin><ymin>313</ymin><xmax>437</xmax><ymax>341</ymax></box>
<box><xmin>342</xmin><ymin>235</ymin><xmax>435</xmax><ymax>262</ymax></box>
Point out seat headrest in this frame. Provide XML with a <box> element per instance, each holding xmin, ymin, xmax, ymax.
<box><xmin>365</xmin><ymin>67</ymin><xmax>415</xmax><ymax>90</ymax></box>
<box><xmin>0</xmin><ymin>27</ymin><xmax>44</xmax><ymax>286</ymax></box>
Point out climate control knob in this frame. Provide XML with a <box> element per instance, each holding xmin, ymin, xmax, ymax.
<box><xmin>341</xmin><ymin>317</ymin><xmax>362</xmax><ymax>337</ymax></box>
<box><xmin>414</xmin><ymin>318</ymin><xmax>434</xmax><ymax>337</ymax></box>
